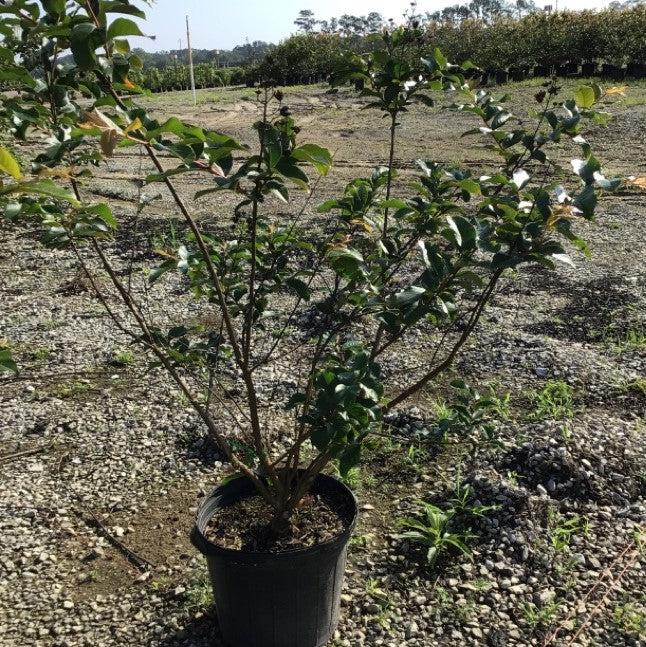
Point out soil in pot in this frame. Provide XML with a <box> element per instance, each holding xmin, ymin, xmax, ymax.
<box><xmin>204</xmin><ymin>488</ymin><xmax>354</xmax><ymax>553</ymax></box>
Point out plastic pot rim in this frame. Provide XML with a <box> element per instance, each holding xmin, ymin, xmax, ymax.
<box><xmin>191</xmin><ymin>471</ymin><xmax>358</xmax><ymax>562</ymax></box>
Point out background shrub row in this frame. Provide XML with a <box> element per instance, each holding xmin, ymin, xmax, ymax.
<box><xmin>129</xmin><ymin>65</ymin><xmax>246</xmax><ymax>93</ymax></box>
<box><xmin>7</xmin><ymin>7</ymin><xmax>638</xmax><ymax>93</ymax></box>
<box><xmin>250</xmin><ymin>7</ymin><xmax>646</xmax><ymax>88</ymax></box>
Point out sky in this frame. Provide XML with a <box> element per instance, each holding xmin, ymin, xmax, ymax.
<box><xmin>128</xmin><ymin>0</ymin><xmax>611</xmax><ymax>52</ymax></box>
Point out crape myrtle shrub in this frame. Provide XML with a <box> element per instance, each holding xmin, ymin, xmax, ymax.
<box><xmin>248</xmin><ymin>7</ymin><xmax>645</xmax><ymax>87</ymax></box>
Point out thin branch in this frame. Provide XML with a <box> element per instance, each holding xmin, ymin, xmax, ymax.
<box><xmin>0</xmin><ymin>443</ymin><xmax>53</xmax><ymax>464</ymax></box>
<box><xmin>243</xmin><ymin>88</ymin><xmax>269</xmax><ymax>368</ymax></box>
<box><xmin>382</xmin><ymin>111</ymin><xmax>398</xmax><ymax>240</ymax></box>
<box><xmin>386</xmin><ymin>268</ymin><xmax>503</xmax><ymax>410</ymax></box>
<box><xmin>78</xmin><ymin>507</ymin><xmax>155</xmax><ymax>572</ymax></box>
<box><xmin>542</xmin><ymin>538</ymin><xmax>642</xmax><ymax>646</ymax></box>
<box><xmin>77</xmin><ymin>15</ymin><xmax>279</xmax><ymax>493</ymax></box>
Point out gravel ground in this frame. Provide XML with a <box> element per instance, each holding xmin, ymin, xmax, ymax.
<box><xmin>1</xmin><ymin>81</ymin><xmax>645</xmax><ymax>646</ymax></box>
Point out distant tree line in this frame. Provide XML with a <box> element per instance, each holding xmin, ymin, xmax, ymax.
<box><xmin>293</xmin><ymin>0</ymin><xmax>540</xmax><ymax>36</ymax></box>
<box><xmin>132</xmin><ymin>41</ymin><xmax>271</xmax><ymax>71</ymax></box>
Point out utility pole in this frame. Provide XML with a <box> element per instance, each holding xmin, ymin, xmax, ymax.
<box><xmin>186</xmin><ymin>15</ymin><xmax>196</xmax><ymax>105</ymax></box>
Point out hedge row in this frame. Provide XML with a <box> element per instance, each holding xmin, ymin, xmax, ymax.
<box><xmin>246</xmin><ymin>7</ymin><xmax>646</xmax><ymax>87</ymax></box>
<box><xmin>427</xmin><ymin>7</ymin><xmax>646</xmax><ymax>70</ymax></box>
<box><xmin>130</xmin><ymin>65</ymin><xmax>246</xmax><ymax>93</ymax></box>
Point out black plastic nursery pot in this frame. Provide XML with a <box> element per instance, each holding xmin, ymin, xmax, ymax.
<box><xmin>601</xmin><ymin>64</ymin><xmax>626</xmax><ymax>81</ymax></box>
<box><xmin>494</xmin><ymin>69</ymin><xmax>509</xmax><ymax>85</ymax></box>
<box><xmin>510</xmin><ymin>67</ymin><xmax>528</xmax><ymax>82</ymax></box>
<box><xmin>533</xmin><ymin>65</ymin><xmax>552</xmax><ymax>78</ymax></box>
<box><xmin>191</xmin><ymin>473</ymin><xmax>358</xmax><ymax>647</ymax></box>
<box><xmin>626</xmin><ymin>62</ymin><xmax>646</xmax><ymax>79</ymax></box>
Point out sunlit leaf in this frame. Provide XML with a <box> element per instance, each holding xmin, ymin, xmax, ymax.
<box><xmin>291</xmin><ymin>144</ymin><xmax>333</xmax><ymax>176</ymax></box>
<box><xmin>0</xmin><ymin>146</ymin><xmax>22</xmax><ymax>180</ymax></box>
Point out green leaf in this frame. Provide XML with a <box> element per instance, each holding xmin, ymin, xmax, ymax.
<box><xmin>574</xmin><ymin>86</ymin><xmax>596</xmax><ymax>110</ymax></box>
<box><xmin>393</xmin><ymin>286</ymin><xmax>425</xmax><ymax>306</ymax></box>
<box><xmin>339</xmin><ymin>444</ymin><xmax>361</xmax><ymax>478</ymax></box>
<box><xmin>573</xmin><ymin>185</ymin><xmax>597</xmax><ymax>217</ymax></box>
<box><xmin>275</xmin><ymin>158</ymin><xmax>309</xmax><ymax>188</ymax></box>
<box><xmin>80</xmin><ymin>203</ymin><xmax>118</xmax><ymax>229</ymax></box>
<box><xmin>70</xmin><ymin>23</ymin><xmax>99</xmax><ymax>71</ymax></box>
<box><xmin>445</xmin><ymin>215</ymin><xmax>463</xmax><ymax>247</ymax></box>
<box><xmin>491</xmin><ymin>110</ymin><xmax>512</xmax><ymax>130</ymax></box>
<box><xmin>414</xmin><ymin>94</ymin><xmax>435</xmax><ymax>107</ymax></box>
<box><xmin>0</xmin><ymin>146</ymin><xmax>22</xmax><ymax>180</ymax></box>
<box><xmin>0</xmin><ymin>179</ymin><xmax>79</xmax><ymax>205</ymax></box>
<box><xmin>571</xmin><ymin>155</ymin><xmax>601</xmax><ymax>186</ymax></box>
<box><xmin>102</xmin><ymin>1</ymin><xmax>147</xmax><ymax>19</ymax></box>
<box><xmin>291</xmin><ymin>144</ymin><xmax>333</xmax><ymax>176</ymax></box>
<box><xmin>0</xmin><ymin>66</ymin><xmax>37</xmax><ymax>88</ymax></box>
<box><xmin>433</xmin><ymin>47</ymin><xmax>448</xmax><ymax>71</ymax></box>
<box><xmin>41</xmin><ymin>0</ymin><xmax>66</xmax><ymax>15</ymax></box>
<box><xmin>107</xmin><ymin>17</ymin><xmax>145</xmax><ymax>41</ymax></box>
<box><xmin>149</xmin><ymin>259</ymin><xmax>176</xmax><ymax>284</ymax></box>
<box><xmin>285</xmin><ymin>277</ymin><xmax>311</xmax><ymax>301</ymax></box>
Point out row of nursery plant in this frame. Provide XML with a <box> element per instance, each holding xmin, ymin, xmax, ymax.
<box><xmin>427</xmin><ymin>7</ymin><xmax>646</xmax><ymax>70</ymax></box>
<box><xmin>128</xmin><ymin>64</ymin><xmax>247</xmax><ymax>93</ymax></box>
<box><xmin>250</xmin><ymin>7</ymin><xmax>646</xmax><ymax>86</ymax></box>
<box><xmin>0</xmin><ymin>1</ymin><xmax>634</xmax><ymax>646</ymax></box>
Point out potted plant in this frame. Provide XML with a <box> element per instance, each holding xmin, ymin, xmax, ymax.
<box><xmin>0</xmin><ymin>2</ymin><xmax>623</xmax><ymax>646</ymax></box>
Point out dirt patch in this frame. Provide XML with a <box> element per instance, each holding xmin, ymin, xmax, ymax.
<box><xmin>65</xmin><ymin>482</ymin><xmax>199</xmax><ymax>601</ymax></box>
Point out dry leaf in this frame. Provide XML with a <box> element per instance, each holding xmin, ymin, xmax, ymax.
<box><xmin>351</xmin><ymin>218</ymin><xmax>373</xmax><ymax>233</ymax></box>
<box><xmin>627</xmin><ymin>176</ymin><xmax>646</xmax><ymax>190</ymax></box>
<box><xmin>79</xmin><ymin>109</ymin><xmax>124</xmax><ymax>157</ymax></box>
<box><xmin>605</xmin><ymin>86</ymin><xmax>627</xmax><ymax>97</ymax></box>
<box><xmin>36</xmin><ymin>165</ymin><xmax>76</xmax><ymax>179</ymax></box>
<box><xmin>547</xmin><ymin>204</ymin><xmax>579</xmax><ymax>228</ymax></box>
<box><xmin>100</xmin><ymin>129</ymin><xmax>120</xmax><ymax>157</ymax></box>
<box><xmin>79</xmin><ymin>109</ymin><xmax>122</xmax><ymax>133</ymax></box>
<box><xmin>551</xmin><ymin>204</ymin><xmax>578</xmax><ymax>217</ymax></box>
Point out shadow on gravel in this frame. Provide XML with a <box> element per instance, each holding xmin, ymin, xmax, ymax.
<box><xmin>113</xmin><ymin>214</ymin><xmax>191</xmax><ymax>263</ymax></box>
<box><xmin>521</xmin><ymin>272</ymin><xmax>640</xmax><ymax>344</ymax></box>
<box><xmin>175</xmin><ymin>430</ymin><xmax>222</xmax><ymax>467</ymax></box>
<box><xmin>499</xmin><ymin>443</ymin><xmax>596</xmax><ymax>502</ymax></box>
<box><xmin>158</xmin><ymin>612</ymin><xmax>223</xmax><ymax>647</ymax></box>
<box><xmin>499</xmin><ymin>441</ymin><xmax>645</xmax><ymax>505</ymax></box>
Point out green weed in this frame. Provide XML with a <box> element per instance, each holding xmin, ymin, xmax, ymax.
<box><xmin>522</xmin><ymin>601</ymin><xmax>561</xmax><ymax>628</ymax></box>
<box><xmin>531</xmin><ymin>380</ymin><xmax>575</xmax><ymax>420</ymax></box>
<box><xmin>547</xmin><ymin>506</ymin><xmax>589</xmax><ymax>552</ymax></box>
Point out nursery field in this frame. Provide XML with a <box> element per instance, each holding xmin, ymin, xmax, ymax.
<box><xmin>1</xmin><ymin>79</ymin><xmax>645</xmax><ymax>647</ymax></box>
